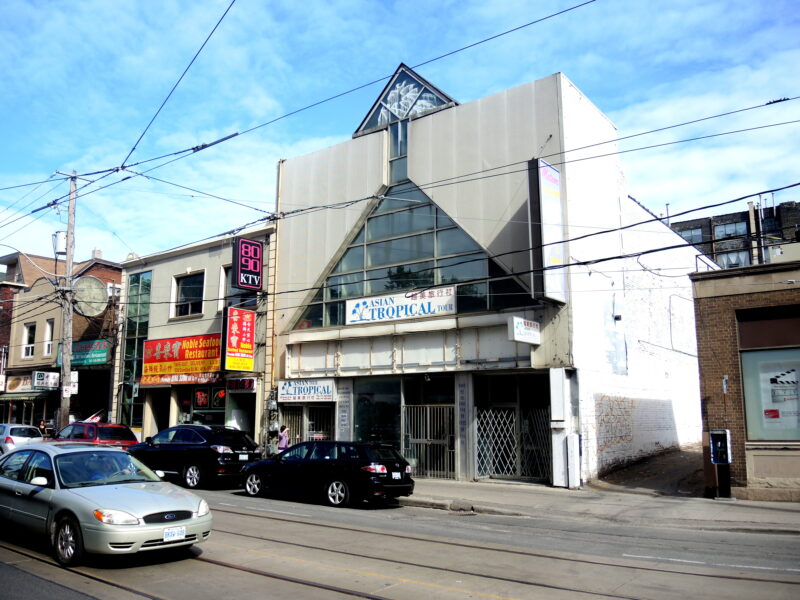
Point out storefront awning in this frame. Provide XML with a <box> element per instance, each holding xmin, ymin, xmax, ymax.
<box><xmin>0</xmin><ymin>392</ymin><xmax>51</xmax><ymax>402</ymax></box>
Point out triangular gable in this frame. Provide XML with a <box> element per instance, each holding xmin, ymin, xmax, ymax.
<box><xmin>355</xmin><ymin>63</ymin><xmax>457</xmax><ymax>135</ymax></box>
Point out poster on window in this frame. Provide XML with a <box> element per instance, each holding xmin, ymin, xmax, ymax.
<box><xmin>741</xmin><ymin>349</ymin><xmax>800</xmax><ymax>441</ymax></box>
<box><xmin>224</xmin><ymin>307</ymin><xmax>255</xmax><ymax>371</ymax></box>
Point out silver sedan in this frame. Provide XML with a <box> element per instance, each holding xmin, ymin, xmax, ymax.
<box><xmin>0</xmin><ymin>442</ymin><xmax>212</xmax><ymax>566</ymax></box>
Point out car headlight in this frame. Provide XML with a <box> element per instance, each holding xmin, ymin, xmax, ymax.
<box><xmin>197</xmin><ymin>498</ymin><xmax>210</xmax><ymax>517</ymax></box>
<box><xmin>93</xmin><ymin>508</ymin><xmax>140</xmax><ymax>525</ymax></box>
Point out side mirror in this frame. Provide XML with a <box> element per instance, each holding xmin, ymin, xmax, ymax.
<box><xmin>155</xmin><ymin>470</ymin><xmax>165</xmax><ymax>479</ymax></box>
<box><xmin>30</xmin><ymin>476</ymin><xmax>48</xmax><ymax>486</ymax></box>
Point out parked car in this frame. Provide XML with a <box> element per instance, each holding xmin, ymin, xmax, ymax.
<box><xmin>127</xmin><ymin>424</ymin><xmax>262</xmax><ymax>489</ymax></box>
<box><xmin>51</xmin><ymin>422</ymin><xmax>139</xmax><ymax>448</ymax></box>
<box><xmin>0</xmin><ymin>424</ymin><xmax>44</xmax><ymax>454</ymax></box>
<box><xmin>0</xmin><ymin>443</ymin><xmax>212</xmax><ymax>566</ymax></box>
<box><xmin>242</xmin><ymin>441</ymin><xmax>415</xmax><ymax>507</ymax></box>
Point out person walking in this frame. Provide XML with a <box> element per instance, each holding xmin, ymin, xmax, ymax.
<box><xmin>278</xmin><ymin>425</ymin><xmax>290</xmax><ymax>451</ymax></box>
<box><xmin>37</xmin><ymin>420</ymin><xmax>49</xmax><ymax>438</ymax></box>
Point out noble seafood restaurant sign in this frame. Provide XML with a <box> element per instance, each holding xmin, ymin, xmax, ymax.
<box><xmin>346</xmin><ymin>286</ymin><xmax>455</xmax><ymax>325</ymax></box>
<box><xmin>278</xmin><ymin>379</ymin><xmax>334</xmax><ymax>403</ymax></box>
<box><xmin>141</xmin><ymin>334</ymin><xmax>221</xmax><ymax>385</ymax></box>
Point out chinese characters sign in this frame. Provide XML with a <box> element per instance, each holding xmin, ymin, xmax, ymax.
<box><xmin>233</xmin><ymin>237</ymin><xmax>263</xmax><ymax>291</ymax></box>
<box><xmin>224</xmin><ymin>307</ymin><xmax>255</xmax><ymax>371</ymax></box>
<box><xmin>345</xmin><ymin>287</ymin><xmax>455</xmax><ymax>325</ymax></box>
<box><xmin>278</xmin><ymin>379</ymin><xmax>334</xmax><ymax>403</ymax></box>
<box><xmin>142</xmin><ymin>334</ymin><xmax>221</xmax><ymax>386</ymax></box>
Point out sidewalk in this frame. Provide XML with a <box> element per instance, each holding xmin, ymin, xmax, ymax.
<box><xmin>399</xmin><ymin>474</ymin><xmax>800</xmax><ymax>535</ymax></box>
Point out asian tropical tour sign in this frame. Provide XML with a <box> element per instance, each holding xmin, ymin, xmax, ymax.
<box><xmin>141</xmin><ymin>334</ymin><xmax>221</xmax><ymax>385</ymax></box>
<box><xmin>224</xmin><ymin>307</ymin><xmax>256</xmax><ymax>371</ymax></box>
<box><xmin>278</xmin><ymin>378</ymin><xmax>334</xmax><ymax>403</ymax></box>
<box><xmin>346</xmin><ymin>286</ymin><xmax>455</xmax><ymax>325</ymax></box>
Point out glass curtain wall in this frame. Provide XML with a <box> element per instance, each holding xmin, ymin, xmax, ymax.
<box><xmin>120</xmin><ymin>271</ymin><xmax>151</xmax><ymax>428</ymax></box>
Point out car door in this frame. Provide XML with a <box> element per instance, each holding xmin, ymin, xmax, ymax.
<box><xmin>0</xmin><ymin>450</ymin><xmax>33</xmax><ymax>523</ymax></box>
<box><xmin>8</xmin><ymin>450</ymin><xmax>54</xmax><ymax>534</ymax></box>
<box><xmin>268</xmin><ymin>443</ymin><xmax>313</xmax><ymax>494</ymax></box>
<box><xmin>307</xmin><ymin>442</ymin><xmax>339</xmax><ymax>493</ymax></box>
<box><xmin>132</xmin><ymin>428</ymin><xmax>179</xmax><ymax>474</ymax></box>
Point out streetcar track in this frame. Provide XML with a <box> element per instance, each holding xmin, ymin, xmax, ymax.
<box><xmin>211</xmin><ymin>506</ymin><xmax>800</xmax><ymax>584</ymax></box>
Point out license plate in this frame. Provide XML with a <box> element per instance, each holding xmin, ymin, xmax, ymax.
<box><xmin>238</xmin><ymin>454</ymin><xmax>249</xmax><ymax>461</ymax></box>
<box><xmin>392</xmin><ymin>472</ymin><xmax>401</xmax><ymax>480</ymax></box>
<box><xmin>163</xmin><ymin>526</ymin><xmax>186</xmax><ymax>542</ymax></box>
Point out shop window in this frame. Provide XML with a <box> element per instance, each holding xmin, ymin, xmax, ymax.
<box><xmin>174</xmin><ymin>272</ymin><xmax>204</xmax><ymax>317</ymax></box>
<box><xmin>741</xmin><ymin>347</ymin><xmax>800</xmax><ymax>441</ymax></box>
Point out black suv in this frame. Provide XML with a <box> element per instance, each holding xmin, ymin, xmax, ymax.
<box><xmin>241</xmin><ymin>441</ymin><xmax>414</xmax><ymax>507</ymax></box>
<box><xmin>127</xmin><ymin>424</ymin><xmax>261</xmax><ymax>488</ymax></box>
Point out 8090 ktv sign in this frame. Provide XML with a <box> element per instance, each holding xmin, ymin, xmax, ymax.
<box><xmin>233</xmin><ymin>237</ymin><xmax>263</xmax><ymax>291</ymax></box>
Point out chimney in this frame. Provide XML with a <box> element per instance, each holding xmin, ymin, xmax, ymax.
<box><xmin>92</xmin><ymin>248</ymin><xmax>103</xmax><ymax>260</ymax></box>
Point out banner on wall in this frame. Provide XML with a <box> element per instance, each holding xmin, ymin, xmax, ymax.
<box><xmin>224</xmin><ymin>307</ymin><xmax>256</xmax><ymax>371</ymax></box>
<box><xmin>141</xmin><ymin>334</ymin><xmax>221</xmax><ymax>386</ymax></box>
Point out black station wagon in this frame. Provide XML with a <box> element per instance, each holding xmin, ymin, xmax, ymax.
<box><xmin>242</xmin><ymin>441</ymin><xmax>414</xmax><ymax>507</ymax></box>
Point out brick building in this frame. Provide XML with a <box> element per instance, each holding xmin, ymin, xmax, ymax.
<box><xmin>672</xmin><ymin>200</ymin><xmax>800</xmax><ymax>268</ymax></box>
<box><xmin>690</xmin><ymin>260</ymin><xmax>800</xmax><ymax>501</ymax></box>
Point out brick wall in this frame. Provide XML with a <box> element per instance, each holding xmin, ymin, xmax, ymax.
<box><xmin>694</xmin><ymin>288</ymin><xmax>800</xmax><ymax>485</ymax></box>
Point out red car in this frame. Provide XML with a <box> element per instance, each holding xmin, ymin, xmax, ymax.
<box><xmin>51</xmin><ymin>422</ymin><xmax>139</xmax><ymax>448</ymax></box>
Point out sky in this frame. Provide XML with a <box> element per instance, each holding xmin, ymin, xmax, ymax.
<box><xmin>1</xmin><ymin>0</ymin><xmax>798</xmax><ymax>265</ymax></box>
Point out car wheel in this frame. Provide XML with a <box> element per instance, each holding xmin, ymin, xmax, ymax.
<box><xmin>183</xmin><ymin>465</ymin><xmax>202</xmax><ymax>489</ymax></box>
<box><xmin>244</xmin><ymin>472</ymin><xmax>263</xmax><ymax>496</ymax></box>
<box><xmin>325</xmin><ymin>480</ymin><xmax>350</xmax><ymax>507</ymax></box>
<box><xmin>53</xmin><ymin>516</ymin><xmax>84</xmax><ymax>567</ymax></box>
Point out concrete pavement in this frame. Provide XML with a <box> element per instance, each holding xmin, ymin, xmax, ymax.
<box><xmin>400</xmin><ymin>475</ymin><xmax>800</xmax><ymax>535</ymax></box>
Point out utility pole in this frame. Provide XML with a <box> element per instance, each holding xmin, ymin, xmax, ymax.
<box><xmin>58</xmin><ymin>172</ymin><xmax>76</xmax><ymax>429</ymax></box>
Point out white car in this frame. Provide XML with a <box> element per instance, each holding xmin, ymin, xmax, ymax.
<box><xmin>0</xmin><ymin>443</ymin><xmax>212</xmax><ymax>566</ymax></box>
<box><xmin>0</xmin><ymin>423</ymin><xmax>43</xmax><ymax>454</ymax></box>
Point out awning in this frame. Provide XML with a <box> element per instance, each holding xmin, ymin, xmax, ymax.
<box><xmin>0</xmin><ymin>392</ymin><xmax>51</xmax><ymax>402</ymax></box>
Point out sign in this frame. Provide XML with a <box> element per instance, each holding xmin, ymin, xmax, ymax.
<box><xmin>224</xmin><ymin>307</ymin><xmax>256</xmax><ymax>371</ymax></box>
<box><xmin>346</xmin><ymin>286</ymin><xmax>455</xmax><ymax>325</ymax></box>
<box><xmin>278</xmin><ymin>378</ymin><xmax>335</xmax><ymax>403</ymax></box>
<box><xmin>529</xmin><ymin>159</ymin><xmax>567</xmax><ymax>304</ymax></box>
<box><xmin>228</xmin><ymin>377</ymin><xmax>256</xmax><ymax>392</ymax></box>
<box><xmin>508</xmin><ymin>316</ymin><xmax>541</xmax><ymax>345</ymax></box>
<box><xmin>233</xmin><ymin>237</ymin><xmax>263</xmax><ymax>291</ymax></box>
<box><xmin>57</xmin><ymin>339</ymin><xmax>112</xmax><ymax>366</ymax></box>
<box><xmin>4</xmin><ymin>374</ymin><xmax>33</xmax><ymax>393</ymax></box>
<box><xmin>141</xmin><ymin>334</ymin><xmax>221</xmax><ymax>386</ymax></box>
<box><xmin>33</xmin><ymin>371</ymin><xmax>60</xmax><ymax>390</ymax></box>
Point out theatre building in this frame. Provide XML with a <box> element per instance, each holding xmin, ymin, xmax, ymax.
<box><xmin>270</xmin><ymin>65</ymin><xmax>708</xmax><ymax>485</ymax></box>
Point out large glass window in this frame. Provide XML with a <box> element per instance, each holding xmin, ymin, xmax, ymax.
<box><xmin>121</xmin><ymin>271</ymin><xmax>151</xmax><ymax>429</ymax></box>
<box><xmin>741</xmin><ymin>348</ymin><xmax>800</xmax><ymax>441</ymax></box>
<box><xmin>222</xmin><ymin>266</ymin><xmax>258</xmax><ymax>310</ymax></box>
<box><xmin>714</xmin><ymin>221</ymin><xmax>747</xmax><ymax>239</ymax></box>
<box><xmin>174</xmin><ymin>272</ymin><xmax>204</xmax><ymax>317</ymax></box>
<box><xmin>295</xmin><ymin>183</ymin><xmax>533</xmax><ymax>329</ymax></box>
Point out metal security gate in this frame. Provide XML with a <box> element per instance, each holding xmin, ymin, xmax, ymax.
<box><xmin>279</xmin><ymin>405</ymin><xmax>335</xmax><ymax>444</ymax></box>
<box><xmin>477</xmin><ymin>406</ymin><xmax>550</xmax><ymax>481</ymax></box>
<box><xmin>402</xmin><ymin>405</ymin><xmax>455</xmax><ymax>479</ymax></box>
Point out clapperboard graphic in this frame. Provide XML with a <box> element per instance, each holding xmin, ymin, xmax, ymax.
<box><xmin>769</xmin><ymin>368</ymin><xmax>798</xmax><ymax>403</ymax></box>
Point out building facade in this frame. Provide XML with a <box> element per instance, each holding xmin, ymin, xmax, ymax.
<box><xmin>671</xmin><ymin>200</ymin><xmax>800</xmax><ymax>268</ymax></box>
<box><xmin>271</xmin><ymin>65</ymin><xmax>709</xmax><ymax>486</ymax></box>
<box><xmin>115</xmin><ymin>226</ymin><xmax>274</xmax><ymax>445</ymax></box>
<box><xmin>690</xmin><ymin>261</ymin><xmax>800</xmax><ymax>501</ymax></box>
<box><xmin>0</xmin><ymin>252</ymin><xmax>121</xmax><ymax>426</ymax></box>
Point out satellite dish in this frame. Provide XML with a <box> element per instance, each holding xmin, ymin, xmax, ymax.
<box><xmin>72</xmin><ymin>276</ymin><xmax>109</xmax><ymax>317</ymax></box>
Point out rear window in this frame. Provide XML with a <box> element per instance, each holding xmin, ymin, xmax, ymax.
<box><xmin>219</xmin><ymin>430</ymin><xmax>257</xmax><ymax>449</ymax></box>
<box><xmin>366</xmin><ymin>446</ymin><xmax>403</xmax><ymax>461</ymax></box>
<box><xmin>98</xmin><ymin>427</ymin><xmax>138</xmax><ymax>442</ymax></box>
<box><xmin>10</xmin><ymin>427</ymin><xmax>40</xmax><ymax>438</ymax></box>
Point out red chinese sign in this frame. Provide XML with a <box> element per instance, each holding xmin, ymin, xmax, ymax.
<box><xmin>141</xmin><ymin>334</ymin><xmax>221</xmax><ymax>386</ymax></box>
<box><xmin>224</xmin><ymin>308</ymin><xmax>255</xmax><ymax>371</ymax></box>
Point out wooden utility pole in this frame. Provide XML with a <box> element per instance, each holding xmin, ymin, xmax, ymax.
<box><xmin>58</xmin><ymin>172</ymin><xmax>76</xmax><ymax>429</ymax></box>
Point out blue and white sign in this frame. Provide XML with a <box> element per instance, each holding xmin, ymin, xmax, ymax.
<box><xmin>508</xmin><ymin>315</ymin><xmax>541</xmax><ymax>345</ymax></box>
<box><xmin>346</xmin><ymin>287</ymin><xmax>456</xmax><ymax>325</ymax></box>
<box><xmin>278</xmin><ymin>378</ymin><xmax>334</xmax><ymax>403</ymax></box>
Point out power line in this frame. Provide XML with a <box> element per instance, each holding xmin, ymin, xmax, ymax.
<box><xmin>120</xmin><ymin>0</ymin><xmax>237</xmax><ymax>168</ymax></box>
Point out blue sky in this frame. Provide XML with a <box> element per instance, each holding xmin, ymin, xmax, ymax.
<box><xmin>1</xmin><ymin>0</ymin><xmax>798</xmax><ymax>264</ymax></box>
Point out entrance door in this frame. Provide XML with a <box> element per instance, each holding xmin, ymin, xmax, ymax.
<box><xmin>402</xmin><ymin>405</ymin><xmax>455</xmax><ymax>479</ymax></box>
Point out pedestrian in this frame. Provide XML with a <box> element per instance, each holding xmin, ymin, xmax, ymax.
<box><xmin>37</xmin><ymin>420</ymin><xmax>48</xmax><ymax>438</ymax></box>
<box><xmin>278</xmin><ymin>425</ymin><xmax>290</xmax><ymax>451</ymax></box>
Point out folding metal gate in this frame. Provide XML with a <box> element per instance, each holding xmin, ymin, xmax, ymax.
<box><xmin>476</xmin><ymin>406</ymin><xmax>550</xmax><ymax>481</ymax></box>
<box><xmin>402</xmin><ymin>405</ymin><xmax>455</xmax><ymax>479</ymax></box>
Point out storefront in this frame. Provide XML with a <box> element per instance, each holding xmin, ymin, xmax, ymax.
<box><xmin>0</xmin><ymin>373</ymin><xmax>57</xmax><ymax>425</ymax></box>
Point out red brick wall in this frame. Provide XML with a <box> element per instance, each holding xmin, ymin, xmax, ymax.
<box><xmin>694</xmin><ymin>288</ymin><xmax>800</xmax><ymax>485</ymax></box>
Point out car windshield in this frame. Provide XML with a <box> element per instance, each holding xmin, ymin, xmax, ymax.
<box><xmin>55</xmin><ymin>451</ymin><xmax>161</xmax><ymax>488</ymax></box>
<box><xmin>98</xmin><ymin>427</ymin><xmax>138</xmax><ymax>441</ymax></box>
